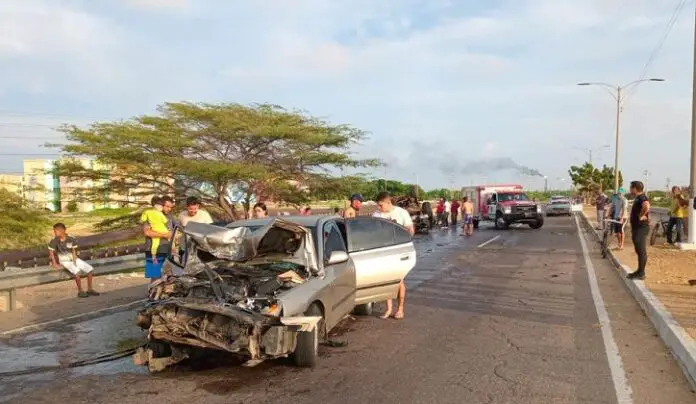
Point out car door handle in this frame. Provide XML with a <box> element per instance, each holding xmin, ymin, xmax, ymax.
<box><xmin>400</xmin><ymin>255</ymin><xmax>410</xmax><ymax>261</ymax></box>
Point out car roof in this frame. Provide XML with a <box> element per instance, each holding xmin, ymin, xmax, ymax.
<box><xmin>227</xmin><ymin>215</ymin><xmax>335</xmax><ymax>228</ymax></box>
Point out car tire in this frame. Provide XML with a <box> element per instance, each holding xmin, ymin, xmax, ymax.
<box><xmin>352</xmin><ymin>302</ymin><xmax>373</xmax><ymax>316</ymax></box>
<box><xmin>292</xmin><ymin>303</ymin><xmax>324</xmax><ymax>368</ymax></box>
<box><xmin>529</xmin><ymin>218</ymin><xmax>544</xmax><ymax>229</ymax></box>
<box><xmin>494</xmin><ymin>214</ymin><xmax>508</xmax><ymax>230</ymax></box>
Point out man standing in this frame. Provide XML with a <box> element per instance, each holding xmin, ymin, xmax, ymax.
<box><xmin>450</xmin><ymin>198</ymin><xmax>460</xmax><ymax>227</ymax></box>
<box><xmin>342</xmin><ymin>194</ymin><xmax>363</xmax><ymax>218</ymax></box>
<box><xmin>443</xmin><ymin>198</ymin><xmax>451</xmax><ymax>229</ymax></box>
<box><xmin>595</xmin><ymin>191</ymin><xmax>608</xmax><ymax>230</ymax></box>
<box><xmin>372</xmin><ymin>191</ymin><xmax>414</xmax><ymax>320</ymax></box>
<box><xmin>179</xmin><ymin>196</ymin><xmax>213</xmax><ymax>227</ymax></box>
<box><xmin>461</xmin><ymin>196</ymin><xmax>475</xmax><ymax>236</ymax></box>
<box><xmin>667</xmin><ymin>186</ymin><xmax>688</xmax><ymax>245</ymax></box>
<box><xmin>143</xmin><ymin>195</ymin><xmax>175</xmax><ymax>282</ymax></box>
<box><xmin>609</xmin><ymin>188</ymin><xmax>627</xmax><ymax>249</ymax></box>
<box><xmin>629</xmin><ymin>181</ymin><xmax>650</xmax><ymax>280</ymax></box>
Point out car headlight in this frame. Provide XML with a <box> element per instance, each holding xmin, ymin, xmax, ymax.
<box><xmin>503</xmin><ymin>207</ymin><xmax>511</xmax><ymax>214</ymax></box>
<box><xmin>536</xmin><ymin>205</ymin><xmax>542</xmax><ymax>213</ymax></box>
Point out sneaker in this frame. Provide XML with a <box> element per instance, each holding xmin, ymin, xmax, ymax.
<box><xmin>627</xmin><ymin>271</ymin><xmax>646</xmax><ymax>280</ymax></box>
<box><xmin>77</xmin><ymin>291</ymin><xmax>89</xmax><ymax>298</ymax></box>
<box><xmin>86</xmin><ymin>289</ymin><xmax>100</xmax><ymax>296</ymax></box>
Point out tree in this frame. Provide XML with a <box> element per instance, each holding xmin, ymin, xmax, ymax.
<box><xmin>568</xmin><ymin>162</ymin><xmax>623</xmax><ymax>195</ymax></box>
<box><xmin>0</xmin><ymin>189</ymin><xmax>51</xmax><ymax>250</ymax></box>
<box><xmin>54</xmin><ymin>102</ymin><xmax>379</xmax><ymax>220</ymax></box>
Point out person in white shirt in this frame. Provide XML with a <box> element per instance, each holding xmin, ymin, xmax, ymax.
<box><xmin>443</xmin><ymin>198</ymin><xmax>451</xmax><ymax>228</ymax></box>
<box><xmin>372</xmin><ymin>191</ymin><xmax>414</xmax><ymax>320</ymax></box>
<box><xmin>179</xmin><ymin>196</ymin><xmax>214</xmax><ymax>227</ymax></box>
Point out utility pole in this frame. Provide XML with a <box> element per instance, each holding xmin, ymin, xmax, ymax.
<box><xmin>643</xmin><ymin>170</ymin><xmax>650</xmax><ymax>198</ymax></box>
<box><xmin>686</xmin><ymin>2</ymin><xmax>696</xmax><ymax>247</ymax></box>
<box><xmin>573</xmin><ymin>145</ymin><xmax>609</xmax><ymax>165</ymax></box>
<box><xmin>544</xmin><ymin>176</ymin><xmax>548</xmax><ymax>193</ymax></box>
<box><xmin>577</xmin><ymin>79</ymin><xmax>665</xmax><ymax>192</ymax></box>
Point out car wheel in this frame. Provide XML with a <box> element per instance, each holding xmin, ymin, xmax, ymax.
<box><xmin>292</xmin><ymin>303</ymin><xmax>324</xmax><ymax>368</ymax></box>
<box><xmin>529</xmin><ymin>218</ymin><xmax>544</xmax><ymax>229</ymax></box>
<box><xmin>494</xmin><ymin>214</ymin><xmax>508</xmax><ymax>230</ymax></box>
<box><xmin>352</xmin><ymin>302</ymin><xmax>373</xmax><ymax>316</ymax></box>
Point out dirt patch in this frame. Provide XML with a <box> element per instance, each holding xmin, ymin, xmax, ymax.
<box><xmin>584</xmin><ymin>207</ymin><xmax>696</xmax><ymax>340</ymax></box>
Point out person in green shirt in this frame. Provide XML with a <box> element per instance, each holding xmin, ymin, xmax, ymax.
<box><xmin>667</xmin><ymin>186</ymin><xmax>688</xmax><ymax>244</ymax></box>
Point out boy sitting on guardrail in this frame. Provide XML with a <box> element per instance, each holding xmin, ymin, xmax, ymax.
<box><xmin>48</xmin><ymin>223</ymin><xmax>100</xmax><ymax>298</ymax></box>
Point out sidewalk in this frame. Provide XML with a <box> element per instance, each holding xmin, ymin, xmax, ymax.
<box><xmin>584</xmin><ymin>207</ymin><xmax>696</xmax><ymax>341</ymax></box>
<box><xmin>0</xmin><ymin>272</ymin><xmax>148</xmax><ymax>334</ymax></box>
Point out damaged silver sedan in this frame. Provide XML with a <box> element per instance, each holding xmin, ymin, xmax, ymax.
<box><xmin>134</xmin><ymin>216</ymin><xmax>416</xmax><ymax>371</ymax></box>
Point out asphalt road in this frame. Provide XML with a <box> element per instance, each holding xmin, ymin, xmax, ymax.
<box><xmin>2</xmin><ymin>217</ymin><xmax>695</xmax><ymax>404</ymax></box>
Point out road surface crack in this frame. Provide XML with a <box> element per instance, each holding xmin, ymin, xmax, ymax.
<box><xmin>493</xmin><ymin>361</ymin><xmax>519</xmax><ymax>386</ymax></box>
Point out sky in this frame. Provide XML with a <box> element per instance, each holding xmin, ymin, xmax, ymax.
<box><xmin>0</xmin><ymin>0</ymin><xmax>694</xmax><ymax>191</ymax></box>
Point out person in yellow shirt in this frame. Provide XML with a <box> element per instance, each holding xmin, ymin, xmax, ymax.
<box><xmin>141</xmin><ymin>197</ymin><xmax>169</xmax><ymax>265</ymax></box>
<box><xmin>668</xmin><ymin>186</ymin><xmax>688</xmax><ymax>244</ymax></box>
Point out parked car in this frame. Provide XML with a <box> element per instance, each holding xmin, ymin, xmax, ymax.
<box><xmin>133</xmin><ymin>215</ymin><xmax>416</xmax><ymax>372</ymax></box>
<box><xmin>546</xmin><ymin>196</ymin><xmax>572</xmax><ymax>216</ymax></box>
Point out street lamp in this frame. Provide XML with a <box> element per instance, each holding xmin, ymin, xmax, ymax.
<box><xmin>577</xmin><ymin>78</ymin><xmax>665</xmax><ymax>192</ymax></box>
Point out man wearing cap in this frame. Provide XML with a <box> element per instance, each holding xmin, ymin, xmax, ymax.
<box><xmin>609</xmin><ymin>188</ymin><xmax>628</xmax><ymax>250</ymax></box>
<box><xmin>343</xmin><ymin>194</ymin><xmax>364</xmax><ymax>218</ymax></box>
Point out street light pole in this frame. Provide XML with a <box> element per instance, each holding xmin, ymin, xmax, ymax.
<box><xmin>614</xmin><ymin>87</ymin><xmax>622</xmax><ymax>192</ymax></box>
<box><xmin>577</xmin><ymin>78</ymin><xmax>665</xmax><ymax>192</ymax></box>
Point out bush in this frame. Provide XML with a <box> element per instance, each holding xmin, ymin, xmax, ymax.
<box><xmin>0</xmin><ymin>189</ymin><xmax>51</xmax><ymax>250</ymax></box>
<box><xmin>67</xmin><ymin>200</ymin><xmax>79</xmax><ymax>213</ymax></box>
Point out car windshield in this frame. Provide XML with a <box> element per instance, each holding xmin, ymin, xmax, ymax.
<box><xmin>498</xmin><ymin>193</ymin><xmax>529</xmax><ymax>202</ymax></box>
<box><xmin>231</xmin><ymin>224</ymin><xmax>319</xmax><ymax>252</ymax></box>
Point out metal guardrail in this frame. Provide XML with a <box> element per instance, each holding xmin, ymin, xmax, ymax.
<box><xmin>0</xmin><ymin>254</ymin><xmax>145</xmax><ymax>312</ymax></box>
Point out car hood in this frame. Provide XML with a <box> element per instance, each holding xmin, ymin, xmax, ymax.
<box><xmin>499</xmin><ymin>200</ymin><xmax>536</xmax><ymax>207</ymax></box>
<box><xmin>183</xmin><ymin>220</ymin><xmax>321</xmax><ymax>276</ymax></box>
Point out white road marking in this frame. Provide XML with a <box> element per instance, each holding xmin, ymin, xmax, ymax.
<box><xmin>575</xmin><ymin>215</ymin><xmax>633</xmax><ymax>404</ymax></box>
<box><xmin>477</xmin><ymin>235</ymin><xmax>501</xmax><ymax>248</ymax></box>
<box><xmin>0</xmin><ymin>299</ymin><xmax>147</xmax><ymax>336</ymax></box>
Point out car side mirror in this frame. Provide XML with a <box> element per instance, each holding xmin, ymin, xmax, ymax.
<box><xmin>327</xmin><ymin>251</ymin><xmax>349</xmax><ymax>265</ymax></box>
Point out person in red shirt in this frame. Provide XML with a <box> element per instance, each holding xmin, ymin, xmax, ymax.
<box><xmin>435</xmin><ymin>198</ymin><xmax>445</xmax><ymax>226</ymax></box>
<box><xmin>450</xmin><ymin>199</ymin><xmax>460</xmax><ymax>226</ymax></box>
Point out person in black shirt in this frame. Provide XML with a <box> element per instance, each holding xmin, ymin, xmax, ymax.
<box><xmin>628</xmin><ymin>181</ymin><xmax>650</xmax><ymax>280</ymax></box>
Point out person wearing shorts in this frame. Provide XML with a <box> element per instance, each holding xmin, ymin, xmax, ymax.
<box><xmin>609</xmin><ymin>188</ymin><xmax>628</xmax><ymax>250</ymax></box>
<box><xmin>461</xmin><ymin>197</ymin><xmax>475</xmax><ymax>236</ymax></box>
<box><xmin>142</xmin><ymin>196</ymin><xmax>175</xmax><ymax>282</ymax></box>
<box><xmin>48</xmin><ymin>223</ymin><xmax>99</xmax><ymax>298</ymax></box>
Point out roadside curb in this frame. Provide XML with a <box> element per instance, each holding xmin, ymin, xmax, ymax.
<box><xmin>579</xmin><ymin>212</ymin><xmax>696</xmax><ymax>391</ymax></box>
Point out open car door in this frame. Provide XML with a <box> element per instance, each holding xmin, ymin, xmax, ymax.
<box><xmin>344</xmin><ymin>217</ymin><xmax>416</xmax><ymax>305</ymax></box>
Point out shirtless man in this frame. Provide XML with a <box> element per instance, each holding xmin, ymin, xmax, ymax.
<box><xmin>342</xmin><ymin>193</ymin><xmax>363</xmax><ymax>218</ymax></box>
<box><xmin>461</xmin><ymin>196</ymin><xmax>475</xmax><ymax>236</ymax></box>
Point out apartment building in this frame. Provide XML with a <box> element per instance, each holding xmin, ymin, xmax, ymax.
<box><xmin>0</xmin><ymin>158</ymin><xmax>158</xmax><ymax>212</ymax></box>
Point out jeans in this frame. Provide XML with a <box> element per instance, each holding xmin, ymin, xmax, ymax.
<box><xmin>596</xmin><ymin>209</ymin><xmax>605</xmax><ymax>229</ymax></box>
<box><xmin>667</xmin><ymin>217</ymin><xmax>684</xmax><ymax>244</ymax></box>
<box><xmin>632</xmin><ymin>225</ymin><xmax>649</xmax><ymax>275</ymax></box>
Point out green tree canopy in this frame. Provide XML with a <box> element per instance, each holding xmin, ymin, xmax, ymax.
<box><xmin>54</xmin><ymin>102</ymin><xmax>379</xmax><ymax>219</ymax></box>
<box><xmin>568</xmin><ymin>162</ymin><xmax>623</xmax><ymax>193</ymax></box>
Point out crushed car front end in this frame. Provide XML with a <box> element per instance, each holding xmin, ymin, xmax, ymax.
<box><xmin>132</xmin><ymin>220</ymin><xmax>323</xmax><ymax>372</ymax></box>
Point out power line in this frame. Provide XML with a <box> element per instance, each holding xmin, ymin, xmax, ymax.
<box><xmin>626</xmin><ymin>0</ymin><xmax>687</xmax><ymax>101</ymax></box>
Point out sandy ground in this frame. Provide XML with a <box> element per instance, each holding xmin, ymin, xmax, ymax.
<box><xmin>584</xmin><ymin>206</ymin><xmax>696</xmax><ymax>340</ymax></box>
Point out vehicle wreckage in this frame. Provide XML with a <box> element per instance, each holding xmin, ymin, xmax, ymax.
<box><xmin>133</xmin><ymin>219</ymin><xmax>329</xmax><ymax>371</ymax></box>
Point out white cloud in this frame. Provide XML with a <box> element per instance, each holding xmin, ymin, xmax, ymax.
<box><xmin>124</xmin><ymin>0</ymin><xmax>189</xmax><ymax>10</ymax></box>
<box><xmin>0</xmin><ymin>0</ymin><xmax>693</xmax><ymax>188</ymax></box>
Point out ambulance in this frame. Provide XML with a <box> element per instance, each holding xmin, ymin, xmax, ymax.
<box><xmin>460</xmin><ymin>184</ymin><xmax>544</xmax><ymax>230</ymax></box>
